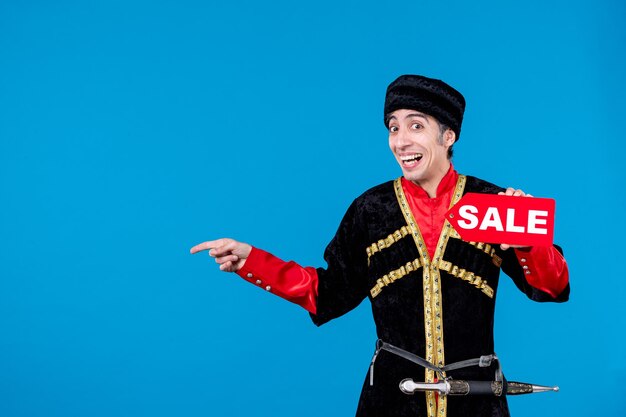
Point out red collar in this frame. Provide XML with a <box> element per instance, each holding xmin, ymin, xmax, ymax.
<box><xmin>401</xmin><ymin>165</ymin><xmax>458</xmax><ymax>199</ymax></box>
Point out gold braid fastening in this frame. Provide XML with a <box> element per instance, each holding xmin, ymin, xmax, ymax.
<box><xmin>437</xmin><ymin>260</ymin><xmax>495</xmax><ymax>298</ymax></box>
<box><xmin>366</xmin><ymin>226</ymin><xmax>411</xmax><ymax>266</ymax></box>
<box><xmin>466</xmin><ymin>241</ymin><xmax>502</xmax><ymax>267</ymax></box>
<box><xmin>370</xmin><ymin>258</ymin><xmax>422</xmax><ymax>297</ymax></box>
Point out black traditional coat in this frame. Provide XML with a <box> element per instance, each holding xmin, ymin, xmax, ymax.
<box><xmin>310</xmin><ymin>175</ymin><xmax>569</xmax><ymax>417</ymax></box>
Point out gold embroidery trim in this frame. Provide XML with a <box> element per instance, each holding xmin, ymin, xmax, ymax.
<box><xmin>437</xmin><ymin>259</ymin><xmax>495</xmax><ymax>298</ymax></box>
<box><xmin>393</xmin><ymin>175</ymin><xmax>467</xmax><ymax>417</ymax></box>
<box><xmin>467</xmin><ymin>241</ymin><xmax>502</xmax><ymax>267</ymax></box>
<box><xmin>365</xmin><ymin>226</ymin><xmax>410</xmax><ymax>266</ymax></box>
<box><xmin>369</xmin><ymin>258</ymin><xmax>422</xmax><ymax>298</ymax></box>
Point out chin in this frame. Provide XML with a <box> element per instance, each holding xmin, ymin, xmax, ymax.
<box><xmin>401</xmin><ymin>169</ymin><xmax>424</xmax><ymax>182</ymax></box>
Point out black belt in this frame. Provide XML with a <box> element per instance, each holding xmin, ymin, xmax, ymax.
<box><xmin>369</xmin><ymin>339</ymin><xmax>503</xmax><ymax>386</ymax></box>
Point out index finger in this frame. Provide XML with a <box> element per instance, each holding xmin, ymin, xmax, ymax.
<box><xmin>190</xmin><ymin>239</ymin><xmax>224</xmax><ymax>254</ymax></box>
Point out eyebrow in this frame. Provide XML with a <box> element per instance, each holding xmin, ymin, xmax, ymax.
<box><xmin>387</xmin><ymin>112</ymin><xmax>430</xmax><ymax>123</ymax></box>
<box><xmin>404</xmin><ymin>112</ymin><xmax>430</xmax><ymax>123</ymax></box>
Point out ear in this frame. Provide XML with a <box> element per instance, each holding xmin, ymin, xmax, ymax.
<box><xmin>443</xmin><ymin>129</ymin><xmax>456</xmax><ymax>146</ymax></box>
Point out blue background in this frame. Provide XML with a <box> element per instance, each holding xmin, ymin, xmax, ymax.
<box><xmin>1</xmin><ymin>1</ymin><xmax>624</xmax><ymax>416</ymax></box>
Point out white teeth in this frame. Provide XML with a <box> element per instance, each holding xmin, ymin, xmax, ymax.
<box><xmin>401</xmin><ymin>153</ymin><xmax>423</xmax><ymax>162</ymax></box>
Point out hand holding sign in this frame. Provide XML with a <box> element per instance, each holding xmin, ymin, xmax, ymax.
<box><xmin>446</xmin><ymin>189</ymin><xmax>555</xmax><ymax>248</ymax></box>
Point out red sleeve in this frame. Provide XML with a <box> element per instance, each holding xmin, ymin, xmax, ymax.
<box><xmin>513</xmin><ymin>246</ymin><xmax>569</xmax><ymax>298</ymax></box>
<box><xmin>236</xmin><ymin>247</ymin><xmax>319</xmax><ymax>314</ymax></box>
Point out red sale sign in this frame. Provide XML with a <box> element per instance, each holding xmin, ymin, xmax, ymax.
<box><xmin>446</xmin><ymin>193</ymin><xmax>555</xmax><ymax>246</ymax></box>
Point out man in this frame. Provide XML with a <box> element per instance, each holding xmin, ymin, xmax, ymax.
<box><xmin>190</xmin><ymin>75</ymin><xmax>569</xmax><ymax>417</ymax></box>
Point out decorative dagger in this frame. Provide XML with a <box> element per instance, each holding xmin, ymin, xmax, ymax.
<box><xmin>399</xmin><ymin>379</ymin><xmax>559</xmax><ymax>396</ymax></box>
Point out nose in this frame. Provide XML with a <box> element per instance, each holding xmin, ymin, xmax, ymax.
<box><xmin>393</xmin><ymin>128</ymin><xmax>411</xmax><ymax>148</ymax></box>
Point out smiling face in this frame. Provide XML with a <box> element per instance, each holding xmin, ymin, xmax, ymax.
<box><xmin>387</xmin><ymin>109</ymin><xmax>456</xmax><ymax>196</ymax></box>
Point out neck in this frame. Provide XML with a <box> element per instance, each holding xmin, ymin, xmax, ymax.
<box><xmin>411</xmin><ymin>161</ymin><xmax>451</xmax><ymax>198</ymax></box>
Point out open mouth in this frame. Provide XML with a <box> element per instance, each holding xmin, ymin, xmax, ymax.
<box><xmin>400</xmin><ymin>153</ymin><xmax>423</xmax><ymax>167</ymax></box>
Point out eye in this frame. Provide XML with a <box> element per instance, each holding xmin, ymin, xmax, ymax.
<box><xmin>411</xmin><ymin>123</ymin><xmax>423</xmax><ymax>130</ymax></box>
<box><xmin>389</xmin><ymin>126</ymin><xmax>399</xmax><ymax>133</ymax></box>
